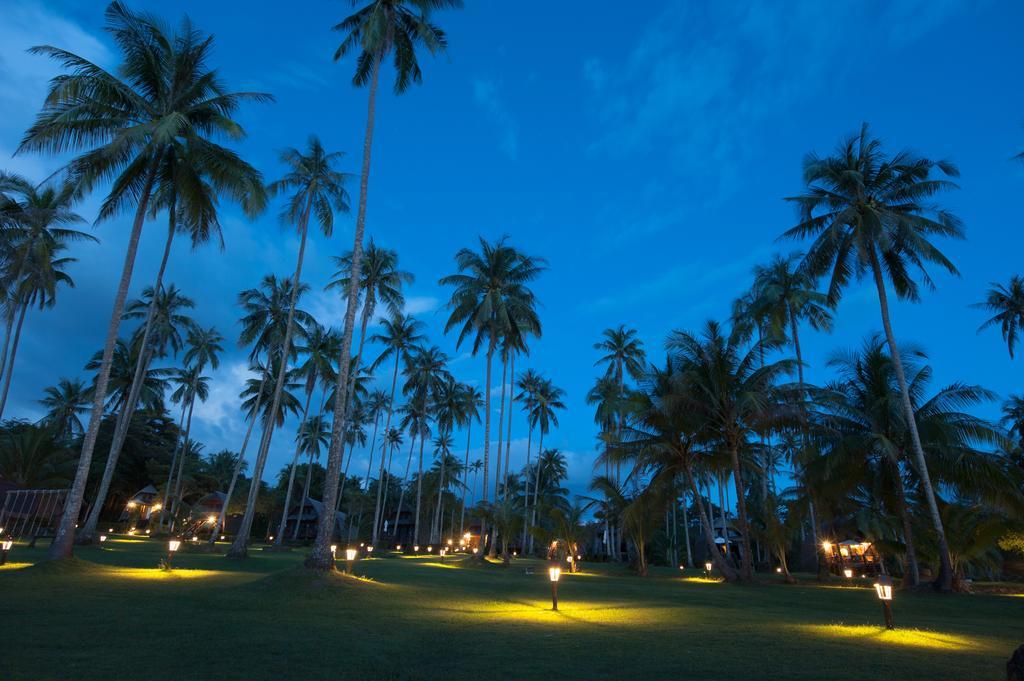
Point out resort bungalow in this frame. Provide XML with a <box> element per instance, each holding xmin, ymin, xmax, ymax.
<box><xmin>280</xmin><ymin>498</ymin><xmax>347</xmax><ymax>542</ymax></box>
<box><xmin>822</xmin><ymin>539</ymin><xmax>883</xmax><ymax>577</ymax></box>
<box><xmin>120</xmin><ymin>485</ymin><xmax>161</xmax><ymax>528</ymax></box>
<box><xmin>188</xmin><ymin>492</ymin><xmax>242</xmax><ymax>534</ymax></box>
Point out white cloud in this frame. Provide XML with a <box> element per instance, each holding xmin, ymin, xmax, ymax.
<box><xmin>472</xmin><ymin>78</ymin><xmax>519</xmax><ymax>160</ymax></box>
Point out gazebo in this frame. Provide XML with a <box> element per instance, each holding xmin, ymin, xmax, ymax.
<box><xmin>822</xmin><ymin>539</ymin><xmax>883</xmax><ymax>577</ymax></box>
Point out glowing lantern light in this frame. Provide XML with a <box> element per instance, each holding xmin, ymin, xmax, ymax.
<box><xmin>843</xmin><ymin>568</ymin><xmax>853</xmax><ymax>580</ymax></box>
<box><xmin>330</xmin><ymin>544</ymin><xmax>337</xmax><ymax>559</ymax></box>
<box><xmin>165</xmin><ymin>539</ymin><xmax>181</xmax><ymax>569</ymax></box>
<box><xmin>344</xmin><ymin>548</ymin><xmax>357</xmax><ymax>574</ymax></box>
<box><xmin>873</xmin><ymin>575</ymin><xmax>895</xmax><ymax>629</ymax></box>
<box><xmin>704</xmin><ymin>560</ymin><xmax>713</xmax><ymax>576</ymax></box>
<box><xmin>0</xmin><ymin>539</ymin><xmax>13</xmax><ymax>565</ymax></box>
<box><xmin>100</xmin><ymin>535</ymin><xmax>108</xmax><ymax>543</ymax></box>
<box><xmin>549</xmin><ymin>566</ymin><xmax>561</xmax><ymax>610</ymax></box>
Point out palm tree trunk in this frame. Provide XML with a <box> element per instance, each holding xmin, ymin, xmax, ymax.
<box><xmin>211</xmin><ymin>369</ymin><xmax>267</xmax><ymax>543</ymax></box>
<box><xmin>80</xmin><ymin>222</ymin><xmax>176</xmax><ymax>542</ymax></box>
<box><xmin>413</xmin><ymin>433</ymin><xmax>426</xmax><ymax>545</ymax></box>
<box><xmin>502</xmin><ymin>353</ymin><xmax>514</xmax><ymax>498</ymax></box>
<box><xmin>889</xmin><ymin>457</ymin><xmax>920</xmax><ymax>587</ymax></box>
<box><xmin>228</xmin><ymin>199</ymin><xmax>313</xmax><ymax>559</ymax></box>
<box><xmin>372</xmin><ymin>353</ymin><xmax>402</xmax><ymax>545</ymax></box>
<box><xmin>685</xmin><ymin>462</ymin><xmax>737</xmax><ymax>581</ymax></box>
<box><xmin>274</xmin><ymin>388</ymin><xmax>314</xmax><ymax>545</ymax></box>
<box><xmin>0</xmin><ymin>300</ymin><xmax>28</xmax><ymax>420</ymax></box>
<box><xmin>364</xmin><ymin>409</ymin><xmax>381</xmax><ymax>494</ymax></box>
<box><xmin>869</xmin><ymin>250</ymin><xmax>953</xmax><ymax>592</ymax></box>
<box><xmin>520</xmin><ymin>424</ymin><xmax>533</xmax><ymax>552</ymax></box>
<box><xmin>392</xmin><ymin>433</ymin><xmax>417</xmax><ymax>545</ymax></box>
<box><xmin>305</xmin><ymin>50</ymin><xmax>381</xmax><ymax>571</ymax></box>
<box><xmin>170</xmin><ymin>393</ymin><xmax>197</xmax><ymax>531</ymax></box>
<box><xmin>476</xmin><ymin>341</ymin><xmax>495</xmax><ymax>559</ymax></box>
<box><xmin>682</xmin><ymin>491</ymin><xmax>693</xmax><ymax>567</ymax></box>
<box><xmin>48</xmin><ymin>161</ymin><xmax>160</xmax><ymax>560</ymax></box>
<box><xmin>375</xmin><ymin>439</ymin><xmax>395</xmax><ymax>541</ymax></box>
<box><xmin>728</xmin><ymin>441</ymin><xmax>755</xmax><ymax>580</ymax></box>
<box><xmin>337</xmin><ymin>437</ymin><xmax>356</xmax><ymax>513</ymax></box>
<box><xmin>528</xmin><ymin>429</ymin><xmax>544</xmax><ymax>554</ymax></box>
<box><xmin>459</xmin><ymin>420</ymin><xmax>472</xmax><ymax>536</ymax></box>
<box><xmin>160</xmin><ymin>398</ymin><xmax>190</xmax><ymax>531</ymax></box>
<box><xmin>0</xmin><ymin>307</ymin><xmax>17</xmax><ymax>389</ymax></box>
<box><xmin>493</xmin><ymin>355</ymin><xmax>507</xmax><ymax>503</ymax></box>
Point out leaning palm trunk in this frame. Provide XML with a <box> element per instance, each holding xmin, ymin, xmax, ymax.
<box><xmin>413</xmin><ymin>434</ymin><xmax>426</xmax><ymax>545</ymax></box>
<box><xmin>685</xmin><ymin>463</ymin><xmax>737</xmax><ymax>580</ymax></box>
<box><xmin>869</xmin><ymin>251</ymin><xmax>953</xmax><ymax>592</ymax></box>
<box><xmin>160</xmin><ymin>399</ymin><xmax>190</xmax><ymax>530</ymax></box>
<box><xmin>228</xmin><ymin>198</ymin><xmax>313</xmax><ymax>559</ymax></box>
<box><xmin>305</xmin><ymin>52</ymin><xmax>380</xmax><ymax>571</ymax></box>
<box><xmin>528</xmin><ymin>429</ymin><xmax>545</xmax><ymax>554</ymax></box>
<box><xmin>80</xmin><ymin>222</ymin><xmax>176</xmax><ymax>542</ymax></box>
<box><xmin>432</xmin><ymin>441</ymin><xmax>447</xmax><ymax>543</ymax></box>
<box><xmin>372</xmin><ymin>351</ymin><xmax>402</xmax><ymax>545</ymax></box>
<box><xmin>211</xmin><ymin>370</ymin><xmax>268</xmax><ymax>543</ymax></box>
<box><xmin>49</xmin><ymin>162</ymin><xmax>160</xmax><ymax>560</ymax></box>
<box><xmin>0</xmin><ymin>301</ymin><xmax>29</xmax><ymax>420</ymax></box>
<box><xmin>681</xmin><ymin>492</ymin><xmax>693</xmax><ymax>567</ymax></box>
<box><xmin>392</xmin><ymin>434</ymin><xmax>417</xmax><ymax>545</ymax></box>
<box><xmin>373</xmin><ymin>439</ymin><xmax>394</xmax><ymax>542</ymax></box>
<box><xmin>889</xmin><ymin>456</ymin><xmax>920</xmax><ymax>587</ymax></box>
<box><xmin>170</xmin><ymin>394</ymin><xmax>197</xmax><ymax>531</ymax></box>
<box><xmin>502</xmin><ymin>353</ymin><xmax>514</xmax><ymax>498</ymax></box>
<box><xmin>520</xmin><ymin>424</ymin><xmax>533</xmax><ymax>552</ymax></box>
<box><xmin>727</xmin><ymin>442</ymin><xmax>755</xmax><ymax>580</ymax></box>
<box><xmin>458</xmin><ymin>420</ymin><xmax>473</xmax><ymax>536</ymax></box>
<box><xmin>274</xmin><ymin>389</ymin><xmax>314</xmax><ymax>545</ymax></box>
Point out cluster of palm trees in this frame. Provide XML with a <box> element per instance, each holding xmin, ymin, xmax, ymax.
<box><xmin>586</xmin><ymin>125</ymin><xmax>1024</xmax><ymax>591</ymax></box>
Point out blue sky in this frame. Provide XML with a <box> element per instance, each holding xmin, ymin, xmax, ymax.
<box><xmin>1</xmin><ymin>0</ymin><xmax>1022</xmax><ymax>497</ymax></box>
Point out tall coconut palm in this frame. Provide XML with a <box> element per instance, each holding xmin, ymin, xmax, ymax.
<box><xmin>165</xmin><ymin>365</ymin><xmax>210</xmax><ymax>530</ymax></box>
<box><xmin>213</xmin><ymin>279</ymin><xmax>311</xmax><ymax>541</ymax></box>
<box><xmin>295</xmin><ymin>413</ymin><xmax>332</xmax><ymax>536</ymax></box>
<box><xmin>667</xmin><ymin>321</ymin><xmax>793</xmax><ymax>581</ymax></box>
<box><xmin>39</xmin><ymin>378</ymin><xmax>91</xmax><ymax>441</ymax></box>
<box><xmin>84</xmin><ymin>339</ymin><xmax>169</xmax><ymax>415</ymax></box>
<box><xmin>458</xmin><ymin>385</ymin><xmax>483</xmax><ymax>535</ymax></box>
<box><xmin>974</xmin><ymin>275</ymin><xmax>1024</xmax><ymax>359</ymax></box>
<box><xmin>403</xmin><ymin>345</ymin><xmax>449</xmax><ymax>543</ymax></box>
<box><xmin>21</xmin><ymin>3</ymin><xmax>270</xmax><ymax>560</ymax></box>
<box><xmin>527</xmin><ymin>378</ymin><xmax>565</xmax><ymax>552</ymax></box>
<box><xmin>392</xmin><ymin>400</ymin><xmax>429</xmax><ymax>542</ymax></box>
<box><xmin>0</xmin><ymin>238</ymin><xmax>79</xmax><ymax>420</ymax></box>
<box><xmin>746</xmin><ymin>252</ymin><xmax>833</xmax><ymax>561</ymax></box>
<box><xmin>431</xmin><ymin>376</ymin><xmax>463</xmax><ymax>542</ymax></box>
<box><xmin>369</xmin><ymin>312</ymin><xmax>424</xmax><ymax>545</ymax></box>
<box><xmin>782</xmin><ymin>124</ymin><xmax>964</xmax><ymax>591</ymax></box>
<box><xmin>594</xmin><ymin>325</ymin><xmax>645</xmax><ymax>488</ymax></box>
<box><xmin>0</xmin><ymin>174</ymin><xmax>92</xmax><ymax>405</ymax></box>
<box><xmin>307</xmin><ymin>0</ymin><xmax>462</xmax><ymax>571</ymax></box>
<box><xmin>439</xmin><ymin>236</ymin><xmax>544</xmax><ymax>556</ymax></box>
<box><xmin>80</xmin><ymin>285</ymin><xmax>197</xmax><ymax>541</ymax></box>
<box><xmin>517</xmin><ymin>369</ymin><xmax>542</xmax><ymax>548</ymax></box>
<box><xmin>229</xmin><ymin>137</ymin><xmax>348</xmax><ymax>558</ymax></box>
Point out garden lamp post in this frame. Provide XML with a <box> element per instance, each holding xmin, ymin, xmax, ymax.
<box><xmin>345</xmin><ymin>548</ymin><xmax>358</xmax><ymax>575</ymax></box>
<box><xmin>873</xmin><ymin>576</ymin><xmax>894</xmax><ymax>630</ymax></box>
<box><xmin>1</xmin><ymin>539</ymin><xmax>13</xmax><ymax>565</ymax></box>
<box><xmin>99</xmin><ymin>535</ymin><xmax>107</xmax><ymax>547</ymax></box>
<box><xmin>704</xmin><ymin>560</ymin><xmax>713</xmax><ymax>577</ymax></box>
<box><xmin>549</xmin><ymin>566</ymin><xmax>561</xmax><ymax>611</ymax></box>
<box><xmin>843</xmin><ymin>568</ymin><xmax>853</xmax><ymax>584</ymax></box>
<box><xmin>166</xmin><ymin>539</ymin><xmax>181</xmax><ymax>569</ymax></box>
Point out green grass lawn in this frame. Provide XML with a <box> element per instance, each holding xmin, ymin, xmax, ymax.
<box><xmin>1</xmin><ymin>537</ymin><xmax>1021</xmax><ymax>680</ymax></box>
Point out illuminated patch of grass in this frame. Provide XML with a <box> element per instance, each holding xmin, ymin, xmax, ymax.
<box><xmin>797</xmin><ymin>623</ymin><xmax>996</xmax><ymax>652</ymax></box>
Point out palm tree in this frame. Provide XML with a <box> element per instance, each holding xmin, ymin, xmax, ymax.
<box><xmin>403</xmin><ymin>345</ymin><xmax>449</xmax><ymax>543</ymax></box>
<box><xmin>0</xmin><ymin>238</ymin><xmax>79</xmax><ymax>420</ymax></box>
<box><xmin>621</xmin><ymin>361</ymin><xmax>740</xmax><ymax>580</ymax></box>
<box><xmin>528</xmin><ymin>379</ymin><xmax>566</xmax><ymax>552</ymax></box>
<box><xmin>369</xmin><ymin>312</ymin><xmax>424</xmax><ymax>545</ymax></box>
<box><xmin>393</xmin><ymin>400</ymin><xmax>430</xmax><ymax>542</ymax></box>
<box><xmin>668</xmin><ymin>321</ymin><xmax>793</xmax><ymax>581</ymax></box>
<box><xmin>0</xmin><ymin>173</ymin><xmax>92</xmax><ymax>409</ymax></box>
<box><xmin>21</xmin><ymin>3</ymin><xmax>270</xmax><ymax>560</ymax></box>
<box><xmin>516</xmin><ymin>369</ymin><xmax>542</xmax><ymax>549</ymax></box>
<box><xmin>229</xmin><ymin>137</ymin><xmax>350</xmax><ymax>558</ymax></box>
<box><xmin>295</xmin><ymin>414</ymin><xmax>332</xmax><ymax>536</ymax></box>
<box><xmin>84</xmin><ymin>339</ymin><xmax>169</xmax><ymax>415</ymax></box>
<box><xmin>80</xmin><ymin>285</ymin><xmax>197</xmax><ymax>541</ymax></box>
<box><xmin>39</xmin><ymin>378</ymin><xmax>91</xmax><ymax>441</ymax></box>
<box><xmin>0</xmin><ymin>423</ymin><xmax>72</xmax><ymax>489</ymax></box>
<box><xmin>439</xmin><ymin>237</ymin><xmax>544</xmax><ymax>556</ymax></box>
<box><xmin>783</xmin><ymin>123</ymin><xmax>964</xmax><ymax>591</ymax></box>
<box><xmin>746</xmin><ymin>252</ymin><xmax>833</xmax><ymax>562</ymax></box>
<box><xmin>974</xmin><ymin>275</ymin><xmax>1024</xmax><ymax>358</ymax></box>
<box><xmin>431</xmin><ymin>377</ymin><xmax>463</xmax><ymax>541</ymax></box>
<box><xmin>458</xmin><ymin>385</ymin><xmax>483</xmax><ymax>535</ymax></box>
<box><xmin>305</xmin><ymin>0</ymin><xmax>462</xmax><ymax>570</ymax></box>
<box><xmin>165</xmin><ymin>365</ymin><xmax>210</xmax><ymax>530</ymax></box>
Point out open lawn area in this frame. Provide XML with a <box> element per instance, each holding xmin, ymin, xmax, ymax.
<box><xmin>0</xmin><ymin>538</ymin><xmax>1021</xmax><ymax>680</ymax></box>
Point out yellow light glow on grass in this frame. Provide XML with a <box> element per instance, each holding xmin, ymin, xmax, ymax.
<box><xmin>682</xmin><ymin>576</ymin><xmax>722</xmax><ymax>584</ymax></box>
<box><xmin>112</xmin><ymin>568</ymin><xmax>228</xmax><ymax>581</ymax></box>
<box><xmin>798</xmin><ymin>624</ymin><xmax>989</xmax><ymax>652</ymax></box>
<box><xmin>0</xmin><ymin>562</ymin><xmax>31</xmax><ymax>571</ymax></box>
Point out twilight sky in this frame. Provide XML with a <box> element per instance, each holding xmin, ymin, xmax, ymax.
<box><xmin>1</xmin><ymin>0</ymin><xmax>1022</xmax><ymax>497</ymax></box>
